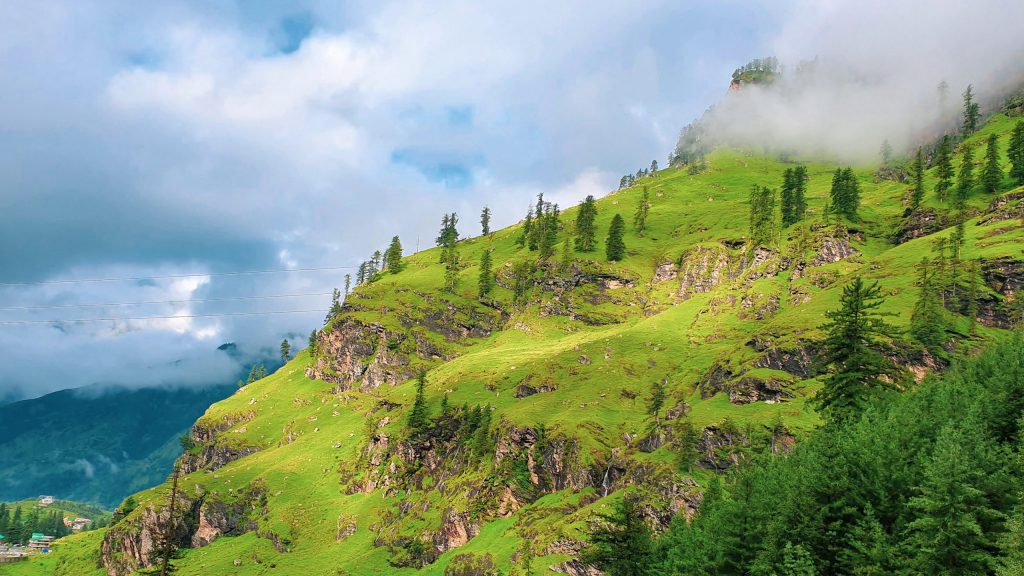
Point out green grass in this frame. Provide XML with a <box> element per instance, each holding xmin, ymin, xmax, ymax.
<box><xmin>13</xmin><ymin>113</ymin><xmax>1024</xmax><ymax>576</ymax></box>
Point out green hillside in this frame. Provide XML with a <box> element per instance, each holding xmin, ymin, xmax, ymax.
<box><xmin>8</xmin><ymin>111</ymin><xmax>1024</xmax><ymax>576</ymax></box>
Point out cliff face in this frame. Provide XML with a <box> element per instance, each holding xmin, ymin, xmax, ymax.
<box><xmin>100</xmin><ymin>480</ymin><xmax>267</xmax><ymax>576</ymax></box>
<box><xmin>305</xmin><ymin>317</ymin><xmax>418</xmax><ymax>391</ymax></box>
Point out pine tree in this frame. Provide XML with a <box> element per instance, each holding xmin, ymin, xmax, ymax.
<box><xmin>1009</xmin><ymin>121</ymin><xmax>1024</xmax><ymax>186</ymax></box>
<box><xmin>780</xmin><ymin>168</ymin><xmax>796</xmax><ymax>226</ymax></box>
<box><xmin>343</xmin><ymin>274</ymin><xmax>351</xmax><ymax>297</ymax></box>
<box><xmin>650</xmin><ymin>159</ymin><xmax>658</xmax><ymax>174</ymax></box>
<box><xmin>910</xmin><ymin>147</ymin><xmax>925</xmax><ymax>211</ymax></box>
<box><xmin>384</xmin><ymin>236</ymin><xmax>404</xmax><ymax>273</ymax></box>
<box><xmin>517</xmin><ymin>205</ymin><xmax>534</xmax><ymax>247</ymax></box>
<box><xmin>619</xmin><ymin>175</ymin><xmax>629</xmax><ymax>190</ymax></box>
<box><xmin>246</xmin><ymin>363</ymin><xmax>267</xmax><ymax>383</ymax></box>
<box><xmin>581</xmin><ymin>497</ymin><xmax>654</xmax><ymax>576</ymax></box>
<box><xmin>647</xmin><ymin>381</ymin><xmax>666</xmax><ymax>424</ymax></box>
<box><xmin>749</xmin><ymin>185</ymin><xmax>777</xmax><ymax>245</ymax></box>
<box><xmin>999</xmin><ymin>502</ymin><xmax>1024</xmax><ymax>575</ymax></box>
<box><xmin>633</xmin><ymin>186</ymin><xmax>650</xmax><ymax>234</ymax></box>
<box><xmin>906</xmin><ymin>425</ymin><xmax>1000</xmax><ymax>575</ymax></box>
<box><xmin>956</xmin><ymin>143</ymin><xmax>975</xmax><ymax>207</ymax></box>
<box><xmin>150</xmin><ymin>464</ymin><xmax>183</xmax><ymax>576</ymax></box>
<box><xmin>480</xmin><ymin>206</ymin><xmax>491</xmax><ymax>236</ymax></box>
<box><xmin>517</xmin><ymin>539</ymin><xmax>536</xmax><ymax>576</ymax></box>
<box><xmin>793</xmin><ymin>166</ymin><xmax>808</xmax><ymax>223</ymax></box>
<box><xmin>9</xmin><ymin>507</ymin><xmax>22</xmax><ymax>545</ymax></box>
<box><xmin>910</xmin><ymin>258</ymin><xmax>946</xmax><ymax>353</ymax></box>
<box><xmin>280</xmin><ymin>339</ymin><xmax>291</xmax><ymax>362</ymax></box>
<box><xmin>961</xmin><ymin>84</ymin><xmax>981</xmax><ymax>136</ymax></box>
<box><xmin>880</xmin><ymin>139</ymin><xmax>893</xmax><ymax>165</ymax></box>
<box><xmin>439</xmin><ymin>393</ymin><xmax>450</xmax><ymax>418</ymax></box>
<box><xmin>437</xmin><ymin>213</ymin><xmax>460</xmax><ymax>262</ymax></box>
<box><xmin>326</xmin><ymin>288</ymin><xmax>343</xmax><ymax>324</ymax></box>
<box><xmin>559</xmin><ymin>237</ymin><xmax>573</xmax><ymax>273</ymax></box>
<box><xmin>443</xmin><ymin>243</ymin><xmax>460</xmax><ymax>293</ymax></box>
<box><xmin>605</xmin><ymin>214</ymin><xmax>626</xmax><ymax>261</ymax></box>
<box><xmin>436</xmin><ymin>213</ymin><xmax>450</xmax><ymax>247</ymax></box>
<box><xmin>935</xmin><ymin>135</ymin><xmax>954</xmax><ymax>202</ymax></box>
<box><xmin>830</xmin><ymin>168</ymin><xmax>861</xmax><ymax>219</ymax></box>
<box><xmin>575</xmin><ymin>195</ymin><xmax>598</xmax><ymax>252</ymax></box>
<box><xmin>814</xmin><ymin>278</ymin><xmax>898</xmax><ymax>423</ymax></box>
<box><xmin>407</xmin><ymin>371</ymin><xmax>429</xmax><ymax>433</ymax></box>
<box><xmin>528</xmin><ymin>194</ymin><xmax>545</xmax><ymax>251</ymax></box>
<box><xmin>838</xmin><ymin>507</ymin><xmax>898</xmax><ymax>576</ymax></box>
<box><xmin>511</xmin><ymin>260</ymin><xmax>534</xmax><ymax>304</ymax></box>
<box><xmin>370</xmin><ymin>250</ymin><xmax>382</xmax><ymax>276</ymax></box>
<box><xmin>308</xmin><ymin>329</ymin><xmax>318</xmax><ymax>355</ymax></box>
<box><xmin>778</xmin><ymin>542</ymin><xmax>816</xmax><ymax>576</ymax></box>
<box><xmin>477</xmin><ymin>249</ymin><xmax>494</xmax><ymax>297</ymax></box>
<box><xmin>538</xmin><ymin>204</ymin><xmax>560</xmax><ymax>259</ymax></box>
<box><xmin>981</xmin><ymin>134</ymin><xmax>1002</xmax><ymax>194</ymax></box>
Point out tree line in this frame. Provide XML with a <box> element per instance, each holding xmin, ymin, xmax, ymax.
<box><xmin>0</xmin><ymin>503</ymin><xmax>78</xmax><ymax>544</ymax></box>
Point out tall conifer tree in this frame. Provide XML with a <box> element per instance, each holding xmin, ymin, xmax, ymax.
<box><xmin>605</xmin><ymin>214</ymin><xmax>626</xmax><ymax>261</ymax></box>
<box><xmin>814</xmin><ymin>278</ymin><xmax>898</xmax><ymax>423</ymax></box>
<box><xmin>935</xmin><ymin>135</ymin><xmax>954</xmax><ymax>202</ymax></box>
<box><xmin>575</xmin><ymin>195</ymin><xmax>598</xmax><ymax>252</ymax></box>
<box><xmin>981</xmin><ymin>134</ymin><xmax>1002</xmax><ymax>194</ymax></box>
<box><xmin>910</xmin><ymin>148</ymin><xmax>925</xmax><ymax>210</ymax></box>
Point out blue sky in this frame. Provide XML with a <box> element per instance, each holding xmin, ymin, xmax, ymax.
<box><xmin>1</xmin><ymin>0</ymin><xmax>1019</xmax><ymax>400</ymax></box>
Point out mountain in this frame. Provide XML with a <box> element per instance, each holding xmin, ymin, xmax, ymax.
<box><xmin>10</xmin><ymin>104</ymin><xmax>1024</xmax><ymax>574</ymax></box>
<box><xmin>0</xmin><ymin>383</ymin><xmax>236</xmax><ymax>509</ymax></box>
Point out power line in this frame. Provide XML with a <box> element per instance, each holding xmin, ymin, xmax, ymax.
<box><xmin>0</xmin><ymin>291</ymin><xmax>334</xmax><ymax>312</ymax></box>
<box><xmin>0</xmin><ymin>309</ymin><xmax>330</xmax><ymax>326</ymax></box>
<box><xmin>0</xmin><ymin>266</ymin><xmax>354</xmax><ymax>287</ymax></box>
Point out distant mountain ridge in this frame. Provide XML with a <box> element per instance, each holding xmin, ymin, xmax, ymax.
<box><xmin>0</xmin><ymin>382</ymin><xmax>237</xmax><ymax>508</ymax></box>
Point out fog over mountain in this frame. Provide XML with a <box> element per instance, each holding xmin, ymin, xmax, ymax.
<box><xmin>677</xmin><ymin>0</ymin><xmax>1024</xmax><ymax>162</ymax></box>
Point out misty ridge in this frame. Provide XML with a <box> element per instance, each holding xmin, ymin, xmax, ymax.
<box><xmin>673</xmin><ymin>44</ymin><xmax>1024</xmax><ymax>164</ymax></box>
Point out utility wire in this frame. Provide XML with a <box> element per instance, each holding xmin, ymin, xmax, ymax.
<box><xmin>0</xmin><ymin>291</ymin><xmax>333</xmax><ymax>312</ymax></box>
<box><xmin>0</xmin><ymin>266</ymin><xmax>354</xmax><ymax>287</ymax></box>
<box><xmin>0</xmin><ymin>309</ymin><xmax>329</xmax><ymax>326</ymax></box>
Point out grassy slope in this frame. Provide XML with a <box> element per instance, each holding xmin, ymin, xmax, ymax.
<box><xmin>9</xmin><ymin>114</ymin><xmax>1023</xmax><ymax>576</ymax></box>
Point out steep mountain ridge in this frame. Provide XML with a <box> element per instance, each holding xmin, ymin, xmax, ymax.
<box><xmin>10</xmin><ymin>113</ymin><xmax>1024</xmax><ymax>576</ymax></box>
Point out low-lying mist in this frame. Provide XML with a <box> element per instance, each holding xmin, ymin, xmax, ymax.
<box><xmin>676</xmin><ymin>0</ymin><xmax>1024</xmax><ymax>163</ymax></box>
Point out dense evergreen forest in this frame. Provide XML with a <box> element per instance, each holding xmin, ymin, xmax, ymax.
<box><xmin>586</xmin><ymin>333</ymin><xmax>1024</xmax><ymax>575</ymax></box>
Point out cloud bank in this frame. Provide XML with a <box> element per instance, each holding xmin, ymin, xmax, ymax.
<box><xmin>679</xmin><ymin>0</ymin><xmax>1024</xmax><ymax>161</ymax></box>
<box><xmin>6</xmin><ymin>1</ymin><xmax>1020</xmax><ymax>400</ymax></box>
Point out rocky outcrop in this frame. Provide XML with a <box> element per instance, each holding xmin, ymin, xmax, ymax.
<box><xmin>191</xmin><ymin>481</ymin><xmax>267</xmax><ymax>547</ymax></box>
<box><xmin>678</xmin><ymin>244</ymin><xmax>794</xmax><ymax>300</ymax></box>
<box><xmin>750</xmin><ymin>338</ymin><xmax>817</xmax><ymax>378</ymax></box>
<box><xmin>179</xmin><ymin>411</ymin><xmax>260</xmax><ymax>474</ymax></box>
<box><xmin>513</xmin><ymin>374</ymin><xmax>557</xmax><ymax>398</ymax></box>
<box><xmin>101</xmin><ymin>480</ymin><xmax>267</xmax><ymax>576</ymax></box>
<box><xmin>811</xmin><ymin>234</ymin><xmax>858</xmax><ymax>266</ymax></box>
<box><xmin>433</xmin><ymin>510</ymin><xmax>480</xmax><ymax>553</ymax></box>
<box><xmin>895</xmin><ymin>209</ymin><xmax>945</xmax><ymax>244</ymax></box>
<box><xmin>728</xmin><ymin>375</ymin><xmax>791</xmax><ymax>404</ymax></box>
<box><xmin>952</xmin><ymin>257</ymin><xmax>1024</xmax><ymax>328</ymax></box>
<box><xmin>979</xmin><ymin>190</ymin><xmax>1024</xmax><ymax>225</ymax></box>
<box><xmin>653</xmin><ymin>261</ymin><xmax>678</xmax><ymax>283</ymax></box>
<box><xmin>698</xmin><ymin>424</ymin><xmax>749</xmax><ymax>471</ymax></box>
<box><xmin>699</xmin><ymin>357</ymin><xmax>795</xmax><ymax>404</ymax></box>
<box><xmin>101</xmin><ymin>493</ymin><xmax>200</xmax><ymax>576</ymax></box>
<box><xmin>553</xmin><ymin>561</ymin><xmax>604</xmax><ymax>576</ymax></box>
<box><xmin>678</xmin><ymin>245</ymin><xmax>733</xmax><ymax>299</ymax></box>
<box><xmin>306</xmin><ymin>317</ymin><xmax>417</xmax><ymax>391</ymax></box>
